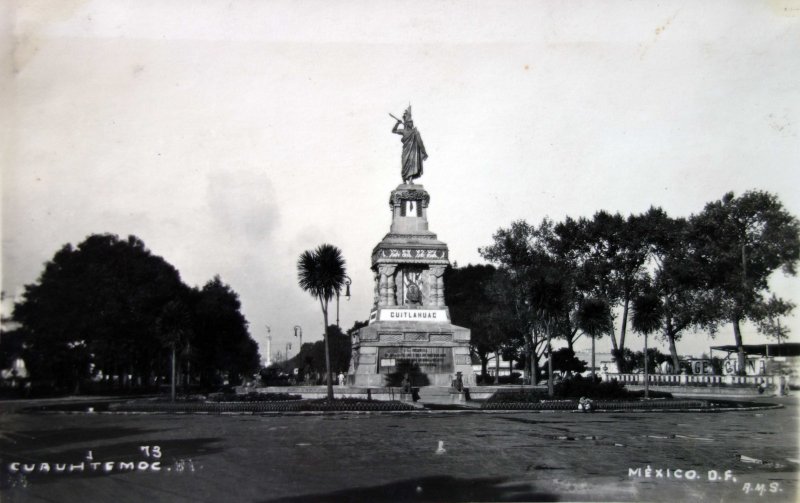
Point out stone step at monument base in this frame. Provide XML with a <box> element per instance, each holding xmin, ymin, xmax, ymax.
<box><xmin>416</xmin><ymin>386</ymin><xmax>468</xmax><ymax>405</ymax></box>
<box><xmin>351</xmin><ymin>372</ymin><xmax>461</xmax><ymax>388</ymax></box>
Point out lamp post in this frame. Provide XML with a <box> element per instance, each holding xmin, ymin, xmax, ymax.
<box><xmin>336</xmin><ymin>275</ymin><xmax>352</xmax><ymax>327</ymax></box>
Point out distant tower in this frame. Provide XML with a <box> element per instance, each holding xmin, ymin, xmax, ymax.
<box><xmin>265</xmin><ymin>326</ymin><xmax>272</xmax><ymax>367</ymax></box>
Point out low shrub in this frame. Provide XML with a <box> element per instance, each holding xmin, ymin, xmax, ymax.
<box><xmin>482</xmin><ymin>399</ymin><xmax>706</xmax><ymax>411</ymax></box>
<box><xmin>485</xmin><ymin>376</ymin><xmax>673</xmax><ymax>403</ymax></box>
<box><xmin>555</xmin><ymin>377</ymin><xmax>670</xmax><ymax>399</ymax></box>
<box><xmin>208</xmin><ymin>392</ymin><xmax>302</xmax><ymax>402</ymax></box>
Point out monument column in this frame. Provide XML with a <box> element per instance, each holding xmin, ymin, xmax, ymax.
<box><xmin>378</xmin><ymin>269</ymin><xmax>388</xmax><ymax>307</ymax></box>
<box><xmin>429</xmin><ymin>265</ymin><xmax>446</xmax><ymax>307</ymax></box>
<box><xmin>387</xmin><ymin>268</ymin><xmax>397</xmax><ymax>306</ymax></box>
<box><xmin>378</xmin><ymin>264</ymin><xmax>397</xmax><ymax>306</ymax></box>
<box><xmin>372</xmin><ymin>270</ymin><xmax>380</xmax><ymax>307</ymax></box>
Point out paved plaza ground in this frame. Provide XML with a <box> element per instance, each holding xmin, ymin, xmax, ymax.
<box><xmin>0</xmin><ymin>396</ymin><xmax>797</xmax><ymax>502</ymax></box>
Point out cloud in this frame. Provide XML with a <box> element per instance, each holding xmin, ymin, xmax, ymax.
<box><xmin>206</xmin><ymin>168</ymin><xmax>280</xmax><ymax>243</ymax></box>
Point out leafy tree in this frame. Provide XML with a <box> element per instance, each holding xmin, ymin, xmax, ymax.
<box><xmin>347</xmin><ymin>320</ymin><xmax>369</xmax><ymax>336</ymax></box>
<box><xmin>575</xmin><ymin>297</ymin><xmax>613</xmax><ymax>379</ymax></box>
<box><xmin>445</xmin><ymin>264</ymin><xmax>513</xmax><ymax>382</ymax></box>
<box><xmin>548</xmin><ymin>216</ymin><xmax>590</xmax><ymax>351</ymax></box>
<box><xmin>755</xmin><ymin>295</ymin><xmax>793</xmax><ymax>344</ymax></box>
<box><xmin>288</xmin><ymin>324</ymin><xmax>352</xmax><ymax>381</ymax></box>
<box><xmin>12</xmin><ymin>234</ymin><xmax>187</xmax><ymax>392</ymax></box>
<box><xmin>546</xmin><ymin>347</ymin><xmax>587</xmax><ymax>374</ymax></box>
<box><xmin>610</xmin><ymin>347</ymin><xmax>668</xmax><ymax>374</ymax></box>
<box><xmin>612</xmin><ymin>348</ymin><xmax>638</xmax><ymax>374</ymax></box>
<box><xmin>643</xmin><ymin>209</ymin><xmax>718</xmax><ymax>370</ymax></box>
<box><xmin>527</xmin><ymin>251</ymin><xmax>574</xmax><ymax>396</ymax></box>
<box><xmin>297</xmin><ymin>244</ymin><xmax>348</xmax><ymax>401</ymax></box>
<box><xmin>192</xmin><ymin>276</ymin><xmax>259</xmax><ymax>388</ymax></box>
<box><xmin>550</xmin><ymin>210</ymin><xmax>653</xmax><ymax>366</ymax></box>
<box><xmin>480</xmin><ymin>219</ymin><xmax>567</xmax><ymax>387</ymax></box>
<box><xmin>0</xmin><ymin>327</ymin><xmax>26</xmax><ymax>372</ymax></box>
<box><xmin>589</xmin><ymin>211</ymin><xmax>652</xmax><ymax>369</ymax></box>
<box><xmin>690</xmin><ymin>191</ymin><xmax>800</xmax><ymax>373</ymax></box>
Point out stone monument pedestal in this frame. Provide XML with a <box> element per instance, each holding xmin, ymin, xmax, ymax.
<box><xmin>352</xmin><ymin>317</ymin><xmax>473</xmax><ymax>387</ymax></box>
<box><xmin>349</xmin><ymin>183</ymin><xmax>474</xmax><ymax>388</ymax></box>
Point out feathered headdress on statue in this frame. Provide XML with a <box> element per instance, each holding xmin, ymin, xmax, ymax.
<box><xmin>402</xmin><ymin>105</ymin><xmax>412</xmax><ymax>122</ymax></box>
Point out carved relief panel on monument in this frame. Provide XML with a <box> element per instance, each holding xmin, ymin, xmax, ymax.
<box><xmin>400</xmin><ymin>267</ymin><xmax>426</xmax><ymax>306</ymax></box>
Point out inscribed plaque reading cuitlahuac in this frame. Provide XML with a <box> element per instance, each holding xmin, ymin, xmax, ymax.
<box><xmin>349</xmin><ymin>108</ymin><xmax>473</xmax><ymax>387</ymax></box>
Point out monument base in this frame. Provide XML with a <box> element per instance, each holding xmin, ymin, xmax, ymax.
<box><xmin>351</xmin><ymin>372</ymin><xmax>465</xmax><ymax>387</ymax></box>
<box><xmin>350</xmin><ymin>317</ymin><xmax>475</xmax><ymax>388</ymax></box>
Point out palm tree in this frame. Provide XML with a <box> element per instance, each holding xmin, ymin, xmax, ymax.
<box><xmin>297</xmin><ymin>244</ymin><xmax>347</xmax><ymax>402</ymax></box>
<box><xmin>631</xmin><ymin>292</ymin><xmax>663</xmax><ymax>399</ymax></box>
<box><xmin>576</xmin><ymin>297</ymin><xmax>613</xmax><ymax>381</ymax></box>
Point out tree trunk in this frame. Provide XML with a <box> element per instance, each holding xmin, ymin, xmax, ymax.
<box><xmin>591</xmin><ymin>334</ymin><xmax>596</xmax><ymax>381</ymax></box>
<box><xmin>616</xmin><ymin>297</ymin><xmax>629</xmax><ymax>372</ymax></box>
<box><xmin>644</xmin><ymin>332</ymin><xmax>649</xmax><ymax>399</ymax></box>
<box><xmin>493</xmin><ymin>351</ymin><xmax>500</xmax><ymax>385</ymax></box>
<box><xmin>320</xmin><ymin>299</ymin><xmax>334</xmax><ymax>402</ymax></box>
<box><xmin>608</xmin><ymin>332</ymin><xmax>620</xmax><ymax>372</ymax></box>
<box><xmin>170</xmin><ymin>346</ymin><xmax>176</xmax><ymax>402</ymax></box>
<box><xmin>666</xmin><ymin>318</ymin><xmax>680</xmax><ymax>372</ymax></box>
<box><xmin>528</xmin><ymin>333</ymin><xmax>536</xmax><ymax>386</ymax></box>
<box><xmin>547</xmin><ymin>333</ymin><xmax>554</xmax><ymax>397</ymax></box>
<box><xmin>480</xmin><ymin>356</ymin><xmax>488</xmax><ymax>380</ymax></box>
<box><xmin>733</xmin><ymin>318</ymin><xmax>746</xmax><ymax>376</ymax></box>
<box><xmin>185</xmin><ymin>360</ymin><xmax>192</xmax><ymax>394</ymax></box>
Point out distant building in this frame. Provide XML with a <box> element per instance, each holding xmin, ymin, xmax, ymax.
<box><xmin>471</xmin><ymin>352</ymin><xmax>524</xmax><ymax>380</ymax></box>
<box><xmin>710</xmin><ymin>343</ymin><xmax>800</xmax><ymax>386</ymax></box>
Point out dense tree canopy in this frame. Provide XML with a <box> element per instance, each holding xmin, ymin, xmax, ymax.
<box><xmin>285</xmin><ymin>324</ymin><xmax>352</xmax><ymax>383</ymax></box>
<box><xmin>690</xmin><ymin>191</ymin><xmax>800</xmax><ymax>372</ymax></box>
<box><xmin>192</xmin><ymin>276</ymin><xmax>260</xmax><ymax>387</ymax></box>
<box><xmin>8</xmin><ymin>234</ymin><xmax>259</xmax><ymax>394</ymax></box>
<box><xmin>445</xmin><ymin>264</ymin><xmax>516</xmax><ymax>380</ymax></box>
<box><xmin>479</xmin><ymin>190</ymin><xmax>798</xmax><ymax>378</ymax></box>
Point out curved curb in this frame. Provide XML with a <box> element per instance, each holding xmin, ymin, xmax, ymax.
<box><xmin>21</xmin><ymin>403</ymin><xmax>783</xmax><ymax>417</ymax></box>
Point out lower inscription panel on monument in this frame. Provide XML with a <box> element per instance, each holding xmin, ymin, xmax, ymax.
<box><xmin>377</xmin><ymin>347</ymin><xmax>453</xmax><ymax>373</ymax></box>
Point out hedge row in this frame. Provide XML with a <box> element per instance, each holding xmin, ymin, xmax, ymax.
<box><xmin>481</xmin><ymin>399</ymin><xmax>708</xmax><ymax>411</ymax></box>
<box><xmin>109</xmin><ymin>399</ymin><xmax>415</xmax><ymax>413</ymax></box>
<box><xmin>485</xmin><ymin>386</ymin><xmax>673</xmax><ymax>404</ymax></box>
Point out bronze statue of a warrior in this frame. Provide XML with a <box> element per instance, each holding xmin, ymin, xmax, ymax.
<box><xmin>391</xmin><ymin>106</ymin><xmax>428</xmax><ymax>184</ymax></box>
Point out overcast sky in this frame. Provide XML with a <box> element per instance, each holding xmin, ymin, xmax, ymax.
<box><xmin>2</xmin><ymin>0</ymin><xmax>799</xmax><ymax>363</ymax></box>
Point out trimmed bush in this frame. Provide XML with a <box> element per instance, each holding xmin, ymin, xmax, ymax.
<box><xmin>485</xmin><ymin>376</ymin><xmax>672</xmax><ymax>404</ymax></box>
<box><xmin>109</xmin><ymin>398</ymin><xmax>415</xmax><ymax>413</ymax></box>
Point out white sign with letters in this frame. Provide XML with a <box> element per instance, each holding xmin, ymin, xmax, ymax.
<box><xmin>379</xmin><ymin>309</ymin><xmax>448</xmax><ymax>322</ymax></box>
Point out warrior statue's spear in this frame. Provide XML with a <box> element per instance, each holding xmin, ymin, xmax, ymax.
<box><xmin>389</xmin><ymin>113</ymin><xmax>403</xmax><ymax>122</ymax></box>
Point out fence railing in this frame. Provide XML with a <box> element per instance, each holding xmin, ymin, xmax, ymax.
<box><xmin>603</xmin><ymin>372</ymin><xmax>776</xmax><ymax>387</ymax></box>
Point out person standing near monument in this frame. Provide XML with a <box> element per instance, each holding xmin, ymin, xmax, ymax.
<box><xmin>391</xmin><ymin>106</ymin><xmax>428</xmax><ymax>184</ymax></box>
